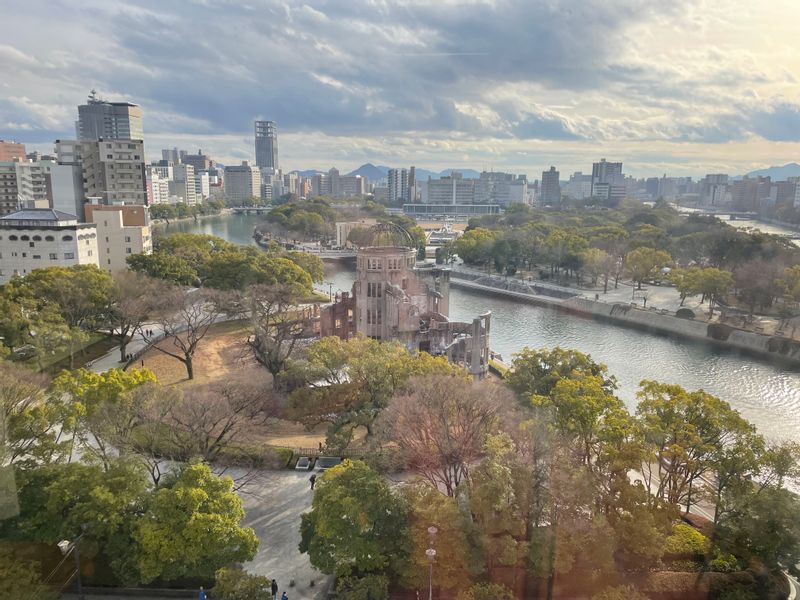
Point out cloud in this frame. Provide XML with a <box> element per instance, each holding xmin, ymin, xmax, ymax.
<box><xmin>1</xmin><ymin>0</ymin><xmax>800</xmax><ymax>176</ymax></box>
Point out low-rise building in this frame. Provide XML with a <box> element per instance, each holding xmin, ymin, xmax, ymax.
<box><xmin>84</xmin><ymin>204</ymin><xmax>152</xmax><ymax>272</ymax></box>
<box><xmin>0</xmin><ymin>209</ymin><xmax>98</xmax><ymax>283</ymax></box>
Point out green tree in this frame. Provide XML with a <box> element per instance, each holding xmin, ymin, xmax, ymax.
<box><xmin>505</xmin><ymin>347</ymin><xmax>616</xmax><ymax>402</ymax></box>
<box><xmin>636</xmin><ymin>381</ymin><xmax>753</xmax><ymax>513</ymax></box>
<box><xmin>107</xmin><ymin>270</ymin><xmax>159</xmax><ymax>362</ymax></box>
<box><xmin>692</xmin><ymin>267</ymin><xmax>734</xmax><ymax>317</ymax></box>
<box><xmin>715</xmin><ymin>485</ymin><xmax>800</xmax><ymax>570</ymax></box>
<box><xmin>299</xmin><ymin>460</ymin><xmax>411</xmax><ymax>577</ymax></box>
<box><xmin>455</xmin><ymin>228</ymin><xmax>499</xmax><ymax>266</ymax></box>
<box><xmin>625</xmin><ymin>247</ymin><xmax>672</xmax><ymax>289</ymax></box>
<box><xmin>400</xmin><ymin>483</ymin><xmax>480</xmax><ymax>591</ymax></box>
<box><xmin>213</xmin><ymin>568</ymin><xmax>272</xmax><ymax>600</ymax></box>
<box><xmin>0</xmin><ymin>549</ymin><xmax>57</xmax><ymax>600</ymax></box>
<box><xmin>127</xmin><ymin>251</ymin><xmax>198</xmax><ymax>286</ymax></box>
<box><xmin>583</xmin><ymin>248</ymin><xmax>615</xmax><ymax>292</ymax></box>
<box><xmin>50</xmin><ymin>367</ymin><xmax>156</xmax><ymax>464</ymax></box>
<box><xmin>0</xmin><ymin>361</ymin><xmax>63</xmax><ymax>466</ymax></box>
<box><xmin>134</xmin><ymin>462</ymin><xmax>258</xmax><ymax>583</ymax></box>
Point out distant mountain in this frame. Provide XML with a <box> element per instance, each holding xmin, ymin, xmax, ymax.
<box><xmin>346</xmin><ymin>163</ymin><xmax>390</xmax><ymax>181</ymax></box>
<box><xmin>297</xmin><ymin>164</ymin><xmax>484</xmax><ymax>182</ymax></box>
<box><xmin>290</xmin><ymin>169</ymin><xmax>324</xmax><ymax>177</ymax></box>
<box><xmin>744</xmin><ymin>162</ymin><xmax>800</xmax><ymax>180</ymax></box>
<box><xmin>437</xmin><ymin>168</ymin><xmax>481</xmax><ymax>179</ymax></box>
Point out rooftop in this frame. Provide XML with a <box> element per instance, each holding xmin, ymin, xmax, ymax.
<box><xmin>1</xmin><ymin>208</ymin><xmax>78</xmax><ymax>222</ymax></box>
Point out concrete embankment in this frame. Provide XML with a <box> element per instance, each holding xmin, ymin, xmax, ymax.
<box><xmin>449</xmin><ymin>275</ymin><xmax>800</xmax><ymax>366</ymax></box>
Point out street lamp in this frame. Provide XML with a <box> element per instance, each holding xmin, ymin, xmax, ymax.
<box><xmin>326</xmin><ymin>281</ymin><xmax>333</xmax><ymax>301</ymax></box>
<box><xmin>425</xmin><ymin>548</ymin><xmax>436</xmax><ymax>600</ymax></box>
<box><xmin>427</xmin><ymin>525</ymin><xmax>438</xmax><ymax>544</ymax></box>
<box><xmin>58</xmin><ymin>535</ymin><xmax>85</xmax><ymax>600</ymax></box>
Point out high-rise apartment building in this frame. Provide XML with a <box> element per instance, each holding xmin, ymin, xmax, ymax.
<box><xmin>76</xmin><ymin>91</ymin><xmax>144</xmax><ymax>141</ymax></box>
<box><xmin>540</xmin><ymin>167</ymin><xmax>561</xmax><ymax>205</ymax></box>
<box><xmin>0</xmin><ymin>141</ymin><xmax>26</xmax><ymax>162</ymax></box>
<box><xmin>224</xmin><ymin>161</ymin><xmax>261</xmax><ymax>204</ymax></box>
<box><xmin>146</xmin><ymin>168</ymin><xmax>170</xmax><ymax>205</ymax></box>
<box><xmin>591</xmin><ymin>159</ymin><xmax>625</xmax><ymax>202</ymax></box>
<box><xmin>170</xmin><ymin>163</ymin><xmax>197</xmax><ymax>204</ymax></box>
<box><xmin>563</xmin><ymin>172</ymin><xmax>593</xmax><ymax>200</ymax></box>
<box><xmin>56</xmin><ymin>139</ymin><xmax>147</xmax><ymax>206</ymax></box>
<box><xmin>255</xmin><ymin>121</ymin><xmax>278</xmax><ymax>170</ymax></box>
<box><xmin>388</xmin><ymin>168</ymin><xmax>408</xmax><ymax>204</ymax></box>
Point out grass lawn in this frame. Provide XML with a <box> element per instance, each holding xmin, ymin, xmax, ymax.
<box><xmin>24</xmin><ymin>333</ymin><xmax>119</xmax><ymax>374</ymax></box>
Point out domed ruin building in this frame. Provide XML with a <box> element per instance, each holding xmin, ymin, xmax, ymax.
<box><xmin>320</xmin><ymin>223</ymin><xmax>490</xmax><ymax>378</ymax></box>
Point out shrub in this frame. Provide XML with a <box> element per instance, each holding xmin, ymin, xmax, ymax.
<box><xmin>664</xmin><ymin>523</ymin><xmax>709</xmax><ymax>557</ymax></box>
<box><xmin>213</xmin><ymin>568</ymin><xmax>272</xmax><ymax>600</ymax></box>
<box><xmin>592</xmin><ymin>584</ymin><xmax>651</xmax><ymax>600</ymax></box>
<box><xmin>336</xmin><ymin>574</ymin><xmax>389</xmax><ymax>600</ymax></box>
<box><xmin>457</xmin><ymin>583</ymin><xmax>515</xmax><ymax>600</ymax></box>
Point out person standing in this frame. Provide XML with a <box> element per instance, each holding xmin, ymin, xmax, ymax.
<box><xmin>281</xmin><ymin>592</ymin><xmax>288</xmax><ymax>600</ymax></box>
<box><xmin>309</xmin><ymin>473</ymin><xmax>317</xmax><ymax>490</ymax></box>
<box><xmin>198</xmin><ymin>586</ymin><xmax>207</xmax><ymax>600</ymax></box>
<box><xmin>271</xmin><ymin>579</ymin><xmax>278</xmax><ymax>600</ymax></box>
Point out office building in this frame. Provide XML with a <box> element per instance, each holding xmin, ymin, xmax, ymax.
<box><xmin>0</xmin><ymin>160</ymin><xmax>83</xmax><ymax>218</ymax></box>
<box><xmin>56</xmin><ymin>139</ymin><xmax>147</xmax><ymax>206</ymax></box>
<box><xmin>474</xmin><ymin>171</ymin><xmax>528</xmax><ymax>206</ymax></box>
<box><xmin>563</xmin><ymin>172</ymin><xmax>593</xmax><ymax>200</ymax></box>
<box><xmin>0</xmin><ymin>209</ymin><xmax>98</xmax><ymax>284</ymax></box>
<box><xmin>181</xmin><ymin>150</ymin><xmax>212</xmax><ymax>173</ymax></box>
<box><xmin>85</xmin><ymin>203</ymin><xmax>152</xmax><ymax>272</ymax></box>
<box><xmin>539</xmin><ymin>167</ymin><xmax>561</xmax><ymax>205</ymax></box>
<box><xmin>224</xmin><ymin>161</ymin><xmax>261</xmax><ymax>204</ymax></box>
<box><xmin>310</xmin><ymin>168</ymin><xmax>367</xmax><ymax>199</ymax></box>
<box><xmin>76</xmin><ymin>91</ymin><xmax>143</xmax><ymax>141</ymax></box>
<box><xmin>424</xmin><ymin>173</ymin><xmax>475</xmax><ymax>204</ymax></box>
<box><xmin>0</xmin><ymin>141</ymin><xmax>26</xmax><ymax>162</ymax></box>
<box><xmin>195</xmin><ymin>170</ymin><xmax>210</xmax><ymax>200</ymax></box>
<box><xmin>255</xmin><ymin>120</ymin><xmax>278</xmax><ymax>170</ymax></box>
<box><xmin>161</xmin><ymin>148</ymin><xmax>181</xmax><ymax>164</ymax></box>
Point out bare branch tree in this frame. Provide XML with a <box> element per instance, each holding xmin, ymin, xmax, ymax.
<box><xmin>149</xmin><ymin>285</ymin><xmax>229</xmax><ymax>380</ymax></box>
<box><xmin>107</xmin><ymin>271</ymin><xmax>158</xmax><ymax>362</ymax></box>
<box><xmin>380</xmin><ymin>375</ymin><xmax>509</xmax><ymax>496</ymax></box>
<box><xmin>169</xmin><ymin>371</ymin><xmax>280</xmax><ymax>462</ymax></box>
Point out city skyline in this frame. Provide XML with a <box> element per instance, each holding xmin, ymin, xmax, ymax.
<box><xmin>2</xmin><ymin>1</ymin><xmax>800</xmax><ymax>177</ymax></box>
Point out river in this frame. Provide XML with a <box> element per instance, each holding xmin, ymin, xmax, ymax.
<box><xmin>158</xmin><ymin>213</ymin><xmax>800</xmax><ymax>443</ymax></box>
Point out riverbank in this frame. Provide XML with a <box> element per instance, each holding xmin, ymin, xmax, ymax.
<box><xmin>150</xmin><ymin>208</ymin><xmax>230</xmax><ymax>227</ymax></box>
<box><xmin>449</xmin><ymin>273</ymin><xmax>800</xmax><ymax>367</ymax></box>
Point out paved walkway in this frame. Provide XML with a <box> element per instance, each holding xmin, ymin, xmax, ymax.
<box><xmin>236</xmin><ymin>469</ymin><xmax>333</xmax><ymax>600</ymax></box>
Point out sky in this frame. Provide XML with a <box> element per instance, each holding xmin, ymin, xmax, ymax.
<box><xmin>2</xmin><ymin>0</ymin><xmax>800</xmax><ymax>178</ymax></box>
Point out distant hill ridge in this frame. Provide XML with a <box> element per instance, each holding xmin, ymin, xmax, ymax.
<box><xmin>743</xmin><ymin>162</ymin><xmax>800</xmax><ymax>180</ymax></box>
<box><xmin>344</xmin><ymin>163</ymin><xmax>481</xmax><ymax>180</ymax></box>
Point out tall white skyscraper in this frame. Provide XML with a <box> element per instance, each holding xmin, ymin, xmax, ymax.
<box><xmin>388</xmin><ymin>168</ymin><xmax>408</xmax><ymax>204</ymax></box>
<box><xmin>255</xmin><ymin>121</ymin><xmax>278</xmax><ymax>170</ymax></box>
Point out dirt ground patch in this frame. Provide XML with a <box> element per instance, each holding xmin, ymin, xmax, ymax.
<box><xmin>140</xmin><ymin>320</ymin><xmax>255</xmax><ymax>386</ymax></box>
<box><xmin>140</xmin><ymin>320</ymin><xmax>328</xmax><ymax>448</ymax></box>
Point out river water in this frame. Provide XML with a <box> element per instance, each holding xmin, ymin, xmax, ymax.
<box><xmin>158</xmin><ymin>214</ymin><xmax>800</xmax><ymax>442</ymax></box>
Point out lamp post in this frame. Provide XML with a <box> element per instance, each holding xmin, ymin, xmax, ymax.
<box><xmin>427</xmin><ymin>525</ymin><xmax>438</xmax><ymax>544</ymax></box>
<box><xmin>58</xmin><ymin>535</ymin><xmax>85</xmax><ymax>600</ymax></box>
<box><xmin>327</xmin><ymin>282</ymin><xmax>333</xmax><ymax>301</ymax></box>
<box><xmin>425</xmin><ymin>548</ymin><xmax>436</xmax><ymax>600</ymax></box>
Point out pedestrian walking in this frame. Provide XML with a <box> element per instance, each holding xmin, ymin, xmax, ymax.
<box><xmin>198</xmin><ymin>586</ymin><xmax>207</xmax><ymax>600</ymax></box>
<box><xmin>309</xmin><ymin>473</ymin><xmax>317</xmax><ymax>490</ymax></box>
<box><xmin>271</xmin><ymin>579</ymin><xmax>278</xmax><ymax>599</ymax></box>
<box><xmin>281</xmin><ymin>592</ymin><xmax>288</xmax><ymax>600</ymax></box>
<box><xmin>141</xmin><ymin>359</ymin><xmax>144</xmax><ymax>368</ymax></box>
